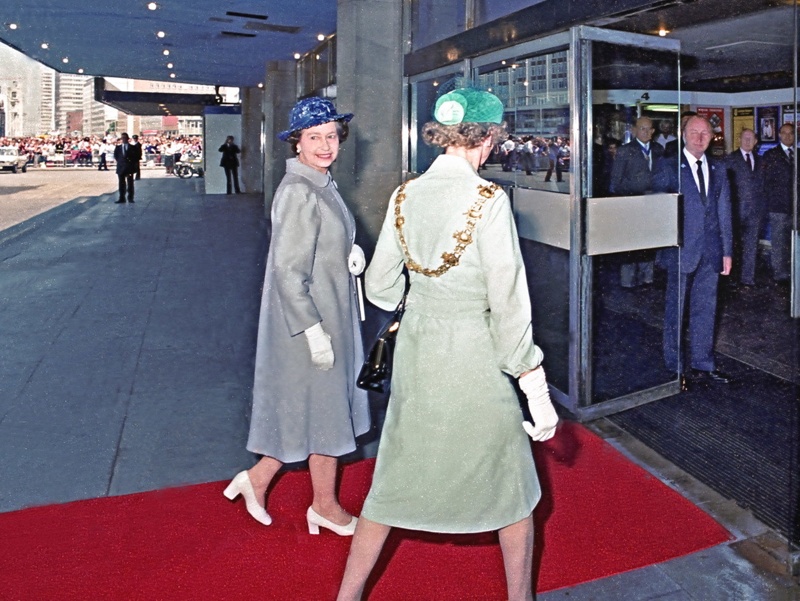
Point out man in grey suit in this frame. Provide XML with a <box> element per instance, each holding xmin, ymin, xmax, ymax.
<box><xmin>725</xmin><ymin>129</ymin><xmax>765</xmax><ymax>287</ymax></box>
<box><xmin>609</xmin><ymin>116</ymin><xmax>663</xmax><ymax>287</ymax></box>
<box><xmin>761</xmin><ymin>123</ymin><xmax>795</xmax><ymax>287</ymax></box>
<box><xmin>654</xmin><ymin>116</ymin><xmax>733</xmax><ymax>386</ymax></box>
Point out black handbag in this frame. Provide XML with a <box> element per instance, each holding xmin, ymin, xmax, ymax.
<box><xmin>356</xmin><ymin>279</ymin><xmax>409</xmax><ymax>394</ymax></box>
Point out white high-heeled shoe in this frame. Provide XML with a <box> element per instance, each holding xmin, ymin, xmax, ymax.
<box><xmin>223</xmin><ymin>470</ymin><xmax>272</xmax><ymax>526</ymax></box>
<box><xmin>306</xmin><ymin>506</ymin><xmax>357</xmax><ymax>536</ymax></box>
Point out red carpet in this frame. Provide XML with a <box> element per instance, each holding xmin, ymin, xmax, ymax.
<box><xmin>1</xmin><ymin>422</ymin><xmax>730</xmax><ymax>600</ymax></box>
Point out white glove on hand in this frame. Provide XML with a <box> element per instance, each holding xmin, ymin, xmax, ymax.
<box><xmin>519</xmin><ymin>368</ymin><xmax>559</xmax><ymax>441</ymax></box>
<box><xmin>348</xmin><ymin>244</ymin><xmax>366</xmax><ymax>276</ymax></box>
<box><xmin>304</xmin><ymin>322</ymin><xmax>334</xmax><ymax>370</ymax></box>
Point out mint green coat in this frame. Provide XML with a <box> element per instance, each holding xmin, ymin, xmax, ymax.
<box><xmin>362</xmin><ymin>154</ymin><xmax>544</xmax><ymax>533</ymax></box>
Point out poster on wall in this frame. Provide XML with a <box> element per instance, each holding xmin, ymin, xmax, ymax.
<box><xmin>732</xmin><ymin>107</ymin><xmax>755</xmax><ymax>146</ymax></box>
<box><xmin>781</xmin><ymin>104</ymin><xmax>796</xmax><ymax>124</ymax></box>
<box><xmin>696</xmin><ymin>107</ymin><xmax>725</xmax><ymax>157</ymax></box>
<box><xmin>756</xmin><ymin>106</ymin><xmax>779</xmax><ymax>142</ymax></box>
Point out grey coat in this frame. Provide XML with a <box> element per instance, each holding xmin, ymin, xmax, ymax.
<box><xmin>246</xmin><ymin>158</ymin><xmax>370</xmax><ymax>463</ymax></box>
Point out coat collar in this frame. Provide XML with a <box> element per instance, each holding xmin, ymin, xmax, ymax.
<box><xmin>285</xmin><ymin>157</ymin><xmax>333</xmax><ymax>188</ymax></box>
<box><xmin>426</xmin><ymin>153</ymin><xmax>479</xmax><ymax>177</ymax></box>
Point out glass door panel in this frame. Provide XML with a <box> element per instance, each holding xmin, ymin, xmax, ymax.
<box><xmin>474</xmin><ymin>47</ymin><xmax>572</xmax><ymax>395</ymax></box>
<box><xmin>583</xmin><ymin>31</ymin><xmax>682</xmax><ymax>406</ymax></box>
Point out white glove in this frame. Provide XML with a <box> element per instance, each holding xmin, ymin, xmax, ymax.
<box><xmin>304</xmin><ymin>322</ymin><xmax>334</xmax><ymax>370</ymax></box>
<box><xmin>348</xmin><ymin>244</ymin><xmax>366</xmax><ymax>276</ymax></box>
<box><xmin>519</xmin><ymin>368</ymin><xmax>559</xmax><ymax>441</ymax></box>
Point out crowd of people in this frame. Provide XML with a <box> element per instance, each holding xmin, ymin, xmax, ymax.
<box><xmin>0</xmin><ymin>134</ymin><xmax>203</xmax><ymax>169</ymax></box>
<box><xmin>491</xmin><ymin>134</ymin><xmax>570</xmax><ymax>181</ymax></box>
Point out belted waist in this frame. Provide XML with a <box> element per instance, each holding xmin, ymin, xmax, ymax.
<box><xmin>407</xmin><ymin>291</ymin><xmax>489</xmax><ymax>318</ymax></box>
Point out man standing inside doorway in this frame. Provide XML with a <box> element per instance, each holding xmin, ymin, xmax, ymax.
<box><xmin>654</xmin><ymin>115</ymin><xmax>733</xmax><ymax>386</ymax></box>
<box><xmin>609</xmin><ymin>116</ymin><xmax>663</xmax><ymax>288</ymax></box>
<box><xmin>725</xmin><ymin>128</ymin><xmax>765</xmax><ymax>288</ymax></box>
<box><xmin>762</xmin><ymin>123</ymin><xmax>795</xmax><ymax>289</ymax></box>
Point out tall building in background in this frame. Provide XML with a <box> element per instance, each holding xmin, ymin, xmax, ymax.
<box><xmin>55</xmin><ymin>74</ymin><xmax>87</xmax><ymax>135</ymax></box>
<box><xmin>39</xmin><ymin>71</ymin><xmax>56</xmax><ymax>134</ymax></box>
<box><xmin>0</xmin><ymin>44</ymin><xmax>45</xmax><ymax>137</ymax></box>
<box><xmin>82</xmin><ymin>77</ymin><xmax>108</xmax><ymax>137</ymax></box>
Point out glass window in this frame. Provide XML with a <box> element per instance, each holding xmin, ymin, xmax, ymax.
<box><xmin>411</xmin><ymin>0</ymin><xmax>466</xmax><ymax>51</ymax></box>
<box><xmin>474</xmin><ymin>49</ymin><xmax>571</xmax><ymax>193</ymax></box>
<box><xmin>475</xmin><ymin>0</ymin><xmax>547</xmax><ymax>27</ymax></box>
<box><xmin>409</xmin><ymin>73</ymin><xmax>468</xmax><ymax>174</ymax></box>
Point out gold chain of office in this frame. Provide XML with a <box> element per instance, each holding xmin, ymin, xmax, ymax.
<box><xmin>393</xmin><ymin>180</ymin><xmax>501</xmax><ymax>277</ymax></box>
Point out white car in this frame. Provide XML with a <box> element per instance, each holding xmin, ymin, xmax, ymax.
<box><xmin>0</xmin><ymin>147</ymin><xmax>28</xmax><ymax>173</ymax></box>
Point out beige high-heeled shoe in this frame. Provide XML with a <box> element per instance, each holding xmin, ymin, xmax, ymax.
<box><xmin>223</xmin><ymin>470</ymin><xmax>272</xmax><ymax>526</ymax></box>
<box><xmin>306</xmin><ymin>506</ymin><xmax>357</xmax><ymax>536</ymax></box>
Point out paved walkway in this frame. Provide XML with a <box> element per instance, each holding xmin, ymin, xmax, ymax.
<box><xmin>0</xmin><ymin>172</ymin><xmax>796</xmax><ymax>599</ymax></box>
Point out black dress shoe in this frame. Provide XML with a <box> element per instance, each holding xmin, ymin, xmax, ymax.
<box><xmin>128</xmin><ymin>198</ymin><xmax>135</xmax><ymax>203</ymax></box>
<box><xmin>115</xmin><ymin>199</ymin><xmax>125</xmax><ymax>204</ymax></box>
<box><xmin>690</xmin><ymin>369</ymin><xmax>731</xmax><ymax>384</ymax></box>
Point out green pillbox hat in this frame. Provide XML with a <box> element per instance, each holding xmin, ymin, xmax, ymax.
<box><xmin>433</xmin><ymin>88</ymin><xmax>504</xmax><ymax>125</ymax></box>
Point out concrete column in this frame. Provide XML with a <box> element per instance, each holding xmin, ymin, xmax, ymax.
<box><xmin>263</xmin><ymin>60</ymin><xmax>297</xmax><ymax>216</ymax></box>
<box><xmin>334</xmin><ymin>0</ymin><xmax>404</xmax><ymax>251</ymax></box>
<box><xmin>240</xmin><ymin>87</ymin><xmax>264</xmax><ymax>194</ymax></box>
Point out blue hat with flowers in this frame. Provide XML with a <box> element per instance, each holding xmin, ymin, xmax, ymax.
<box><xmin>278</xmin><ymin>97</ymin><xmax>353</xmax><ymax>141</ymax></box>
<box><xmin>433</xmin><ymin>88</ymin><xmax>504</xmax><ymax>125</ymax></box>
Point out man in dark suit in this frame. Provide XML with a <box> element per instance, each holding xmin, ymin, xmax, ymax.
<box><xmin>724</xmin><ymin>128</ymin><xmax>765</xmax><ymax>287</ymax></box>
<box><xmin>663</xmin><ymin>111</ymin><xmax>697</xmax><ymax>158</ymax></box>
<box><xmin>218</xmin><ymin>135</ymin><xmax>242</xmax><ymax>194</ymax></box>
<box><xmin>113</xmin><ymin>133</ymin><xmax>139</xmax><ymax>204</ymax></box>
<box><xmin>609</xmin><ymin>116</ymin><xmax>663</xmax><ymax>287</ymax></box>
<box><xmin>131</xmin><ymin>134</ymin><xmax>143</xmax><ymax>180</ymax></box>
<box><xmin>761</xmin><ymin>123</ymin><xmax>795</xmax><ymax>286</ymax></box>
<box><xmin>653</xmin><ymin>115</ymin><xmax>733</xmax><ymax>385</ymax></box>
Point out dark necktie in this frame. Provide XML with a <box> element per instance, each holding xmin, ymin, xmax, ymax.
<box><xmin>789</xmin><ymin>148</ymin><xmax>794</xmax><ymax>161</ymax></box>
<box><xmin>123</xmin><ymin>144</ymin><xmax>128</xmax><ymax>156</ymax></box>
<box><xmin>696</xmin><ymin>160</ymin><xmax>707</xmax><ymax>204</ymax></box>
<box><xmin>745</xmin><ymin>152</ymin><xmax>753</xmax><ymax>171</ymax></box>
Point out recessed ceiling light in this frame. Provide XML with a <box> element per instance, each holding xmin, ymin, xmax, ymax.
<box><xmin>163</xmin><ymin>49</ymin><xmax>170</xmax><ymax>56</ymax></box>
<box><xmin>9</xmin><ymin>23</ymin><xmax>18</xmax><ymax>30</ymax></box>
<box><xmin>169</xmin><ymin>73</ymin><xmax>176</xmax><ymax>78</ymax></box>
<box><xmin>257</xmin><ymin>83</ymin><xmax>263</xmax><ymax>88</ymax></box>
<box><xmin>62</xmin><ymin>57</ymin><xmax>69</xmax><ymax>63</ymax></box>
<box><xmin>78</xmin><ymin>68</ymin><xmax>84</xmax><ymax>74</ymax></box>
<box><xmin>166</xmin><ymin>62</ymin><xmax>173</xmax><ymax>69</ymax></box>
<box><xmin>317</xmin><ymin>33</ymin><xmax>325</xmax><ymax>41</ymax></box>
<box><xmin>41</xmin><ymin>42</ymin><xmax>49</xmax><ymax>49</ymax></box>
<box><xmin>156</xmin><ymin>31</ymin><xmax>166</xmax><ymax>38</ymax></box>
<box><xmin>658</xmin><ymin>28</ymin><xmax>669</xmax><ymax>37</ymax></box>
<box><xmin>293</xmin><ymin>52</ymin><xmax>301</xmax><ymax>60</ymax></box>
<box><xmin>147</xmin><ymin>2</ymin><xmax>158</xmax><ymax>10</ymax></box>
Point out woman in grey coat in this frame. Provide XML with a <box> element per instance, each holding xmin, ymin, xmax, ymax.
<box><xmin>224</xmin><ymin>97</ymin><xmax>370</xmax><ymax>536</ymax></box>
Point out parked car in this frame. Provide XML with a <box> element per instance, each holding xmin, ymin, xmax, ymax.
<box><xmin>0</xmin><ymin>147</ymin><xmax>28</xmax><ymax>173</ymax></box>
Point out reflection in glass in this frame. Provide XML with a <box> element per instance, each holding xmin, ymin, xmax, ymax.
<box><xmin>474</xmin><ymin>49</ymin><xmax>571</xmax><ymax>193</ymax></box>
<box><xmin>588</xmin><ymin>39</ymin><xmax>681</xmax><ymax>403</ymax></box>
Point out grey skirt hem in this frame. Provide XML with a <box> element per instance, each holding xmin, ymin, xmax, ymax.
<box><xmin>245</xmin><ymin>440</ymin><xmax>359</xmax><ymax>464</ymax></box>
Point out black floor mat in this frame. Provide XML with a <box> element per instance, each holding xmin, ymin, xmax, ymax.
<box><xmin>609</xmin><ymin>354</ymin><xmax>799</xmax><ymax>542</ymax></box>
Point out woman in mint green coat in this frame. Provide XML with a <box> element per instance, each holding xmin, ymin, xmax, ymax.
<box><xmin>337</xmin><ymin>89</ymin><xmax>559</xmax><ymax>601</ymax></box>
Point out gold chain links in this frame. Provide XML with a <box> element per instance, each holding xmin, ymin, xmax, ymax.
<box><xmin>393</xmin><ymin>180</ymin><xmax>501</xmax><ymax>278</ymax></box>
